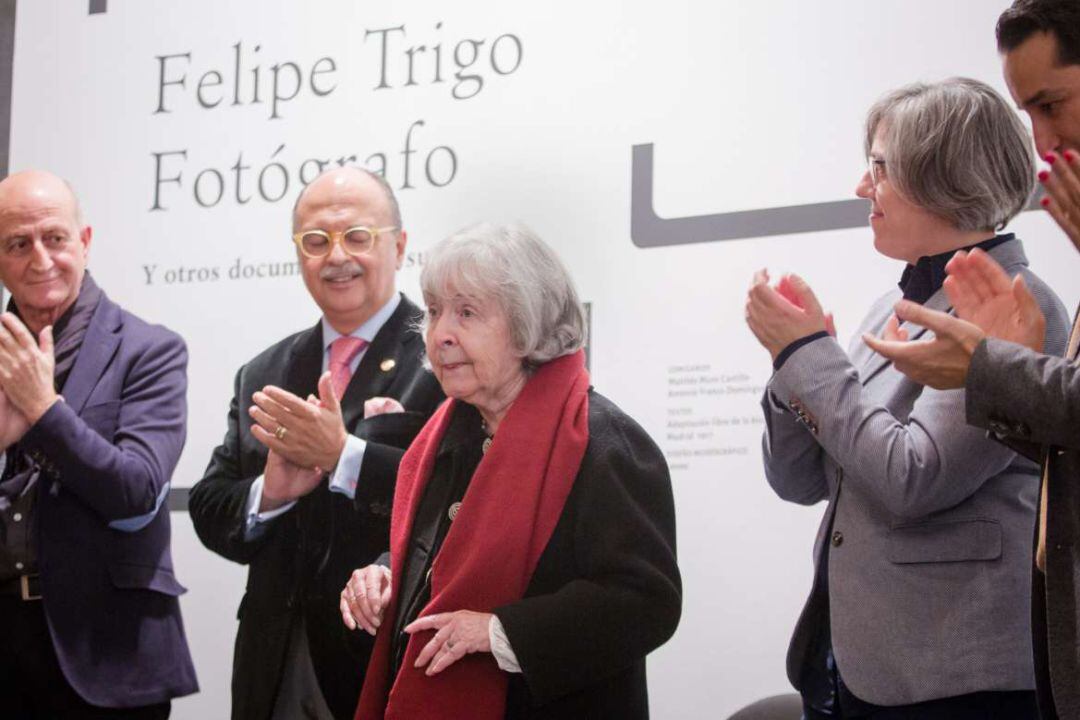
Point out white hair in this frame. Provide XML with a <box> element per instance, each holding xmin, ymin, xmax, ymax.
<box><xmin>420</xmin><ymin>222</ymin><xmax>587</xmax><ymax>369</ymax></box>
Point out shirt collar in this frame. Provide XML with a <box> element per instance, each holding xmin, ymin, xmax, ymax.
<box><xmin>898</xmin><ymin>233</ymin><xmax>1013</xmax><ymax>305</ymax></box>
<box><xmin>320</xmin><ymin>292</ymin><xmax>401</xmax><ymax>352</ymax></box>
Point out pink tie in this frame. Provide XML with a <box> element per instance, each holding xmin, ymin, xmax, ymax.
<box><xmin>329</xmin><ymin>336</ymin><xmax>368</xmax><ymax>400</ymax></box>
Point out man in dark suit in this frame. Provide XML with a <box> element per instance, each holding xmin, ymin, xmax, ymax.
<box><xmin>0</xmin><ymin>170</ymin><xmax>197</xmax><ymax>718</ymax></box>
<box><xmin>863</xmin><ymin>3</ymin><xmax>1080</xmax><ymax>716</ymax></box>
<box><xmin>189</xmin><ymin>166</ymin><xmax>443</xmax><ymax>720</ymax></box>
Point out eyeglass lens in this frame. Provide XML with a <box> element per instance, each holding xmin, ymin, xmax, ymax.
<box><xmin>301</xmin><ymin>228</ymin><xmax>375</xmax><ymax>256</ymax></box>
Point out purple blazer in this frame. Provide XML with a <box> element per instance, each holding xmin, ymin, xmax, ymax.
<box><xmin>18</xmin><ymin>291</ymin><xmax>198</xmax><ymax>708</ymax></box>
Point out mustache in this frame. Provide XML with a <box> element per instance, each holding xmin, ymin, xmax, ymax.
<box><xmin>320</xmin><ymin>263</ymin><xmax>363</xmax><ymax>281</ymax></box>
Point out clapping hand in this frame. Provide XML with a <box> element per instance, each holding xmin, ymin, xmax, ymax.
<box><xmin>745</xmin><ymin>270</ymin><xmax>833</xmax><ymax>361</ymax></box>
<box><xmin>1038</xmin><ymin>150</ymin><xmax>1080</xmax><ymax>254</ymax></box>
<box><xmin>249</xmin><ymin>371</ymin><xmax>348</xmax><ymax>471</ymax></box>
<box><xmin>0</xmin><ymin>314</ymin><xmax>58</xmax><ymax>424</ymax></box>
<box><xmin>943</xmin><ymin>249</ymin><xmax>1045</xmax><ymax>353</ymax></box>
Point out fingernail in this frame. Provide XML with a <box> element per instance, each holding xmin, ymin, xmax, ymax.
<box><xmin>1041</xmin><ymin>197</ymin><xmax>1051</xmax><ymax>208</ymax></box>
<box><xmin>1066</xmin><ymin>150</ymin><xmax>1077</xmax><ymax>163</ymax></box>
<box><xmin>1038</xmin><ymin>170</ymin><xmax>1050</xmax><ymax>182</ymax></box>
<box><xmin>1045</xmin><ymin>154</ymin><xmax>1057</xmax><ymax>165</ymax></box>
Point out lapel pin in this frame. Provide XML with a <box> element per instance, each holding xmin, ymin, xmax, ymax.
<box><xmin>380</xmin><ymin>358</ymin><xmax>396</xmax><ymax>372</ymax></box>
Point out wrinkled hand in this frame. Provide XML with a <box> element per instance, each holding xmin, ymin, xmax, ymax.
<box><xmin>249</xmin><ymin>371</ymin><xmax>348</xmax><ymax>471</ymax></box>
<box><xmin>0</xmin><ymin>388</ymin><xmax>29</xmax><ymax>450</ymax></box>
<box><xmin>406</xmin><ymin>610</ymin><xmax>493</xmax><ymax>676</ymax></box>
<box><xmin>1038</xmin><ymin>149</ymin><xmax>1080</xmax><ymax>254</ymax></box>
<box><xmin>0</xmin><ymin>314</ymin><xmax>57</xmax><ymax>424</ymax></box>
<box><xmin>745</xmin><ymin>270</ymin><xmax>831</xmax><ymax>360</ymax></box>
<box><xmin>364</xmin><ymin>396</ymin><xmax>404</xmax><ymax>419</ymax></box>
<box><xmin>863</xmin><ymin>301</ymin><xmax>985</xmax><ymax>390</ymax></box>
<box><xmin>259</xmin><ymin>448</ymin><xmax>324</xmax><ymax>511</ymax></box>
<box><xmin>943</xmin><ymin>249</ymin><xmax>1046</xmax><ymax>352</ymax></box>
<box><xmin>340</xmin><ymin>565</ymin><xmax>392</xmax><ymax>635</ymax></box>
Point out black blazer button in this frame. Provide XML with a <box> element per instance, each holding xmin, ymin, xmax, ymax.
<box><xmin>831</xmin><ymin>530</ymin><xmax>844</xmax><ymax>547</ymax></box>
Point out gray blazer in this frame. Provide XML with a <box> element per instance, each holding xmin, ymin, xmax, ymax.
<box><xmin>966</xmin><ymin>311</ymin><xmax>1080</xmax><ymax>720</ymax></box>
<box><xmin>761</xmin><ymin>237</ymin><xmax>1070</xmax><ymax>706</ymax></box>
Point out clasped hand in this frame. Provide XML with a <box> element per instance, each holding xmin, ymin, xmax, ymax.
<box><xmin>340</xmin><ymin>565</ymin><xmax>493</xmax><ymax>675</ymax></box>
<box><xmin>745</xmin><ymin>270</ymin><xmax>835</xmax><ymax>360</ymax></box>
<box><xmin>249</xmin><ymin>370</ymin><xmax>347</xmax><ymax>471</ymax></box>
<box><xmin>0</xmin><ymin>313</ymin><xmax>57</xmax><ymax>434</ymax></box>
<box><xmin>250</xmin><ymin>371</ymin><xmax>347</xmax><ymax>510</ymax></box>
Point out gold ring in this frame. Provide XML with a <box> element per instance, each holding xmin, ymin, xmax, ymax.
<box><xmin>274</xmin><ymin>425</ymin><xmax>288</xmax><ymax>441</ymax></box>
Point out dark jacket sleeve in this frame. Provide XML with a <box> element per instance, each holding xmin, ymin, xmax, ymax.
<box><xmin>494</xmin><ymin>404</ymin><xmax>682</xmax><ymax>705</ymax></box>
<box><xmin>188</xmin><ymin>365</ymin><xmax>266</xmax><ymax>565</ymax></box>
<box><xmin>22</xmin><ymin>331</ymin><xmax>187</xmax><ymax>523</ymax></box>
<box><xmin>966</xmin><ymin>337</ymin><xmax>1080</xmax><ymax>450</ymax></box>
<box><xmin>350</xmin><ymin>412</ymin><xmax>423</xmax><ymax>513</ymax></box>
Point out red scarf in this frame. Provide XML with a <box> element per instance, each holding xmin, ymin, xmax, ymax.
<box><xmin>355</xmin><ymin>350</ymin><xmax>590</xmax><ymax>720</ymax></box>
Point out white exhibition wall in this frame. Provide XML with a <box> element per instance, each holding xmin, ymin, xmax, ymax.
<box><xmin>9</xmin><ymin>2</ymin><xmax>1080</xmax><ymax>718</ymax></box>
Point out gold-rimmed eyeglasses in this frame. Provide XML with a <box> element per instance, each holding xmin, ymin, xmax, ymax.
<box><xmin>291</xmin><ymin>226</ymin><xmax>399</xmax><ymax>258</ymax></box>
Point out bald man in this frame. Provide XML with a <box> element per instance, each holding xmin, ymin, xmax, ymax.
<box><xmin>0</xmin><ymin>170</ymin><xmax>196</xmax><ymax>718</ymax></box>
<box><xmin>189</xmin><ymin>168</ymin><xmax>443</xmax><ymax>720</ymax></box>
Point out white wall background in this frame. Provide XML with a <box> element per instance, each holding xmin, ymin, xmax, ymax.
<box><xmin>8</xmin><ymin>1</ymin><xmax>1080</xmax><ymax>718</ymax></box>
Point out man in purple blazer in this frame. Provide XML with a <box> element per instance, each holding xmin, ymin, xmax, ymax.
<box><xmin>0</xmin><ymin>170</ymin><xmax>197</xmax><ymax>718</ymax></box>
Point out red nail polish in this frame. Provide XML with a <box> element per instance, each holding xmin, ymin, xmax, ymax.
<box><xmin>1038</xmin><ymin>170</ymin><xmax>1050</xmax><ymax>181</ymax></box>
<box><xmin>1066</xmin><ymin>150</ymin><xmax>1077</xmax><ymax>163</ymax></box>
<box><xmin>1041</xmin><ymin>196</ymin><xmax>1051</xmax><ymax>208</ymax></box>
<box><xmin>1046</xmin><ymin>154</ymin><xmax>1057</xmax><ymax>165</ymax></box>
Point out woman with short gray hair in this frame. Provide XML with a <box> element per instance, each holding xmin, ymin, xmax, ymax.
<box><xmin>418</xmin><ymin>222</ymin><xmax>588</xmax><ymax>368</ymax></box>
<box><xmin>342</xmin><ymin>223</ymin><xmax>681</xmax><ymax>719</ymax></box>
<box><xmin>864</xmin><ymin>77</ymin><xmax>1035</xmax><ymax>234</ymax></box>
<box><xmin>744</xmin><ymin>77</ymin><xmax>1070</xmax><ymax>718</ymax></box>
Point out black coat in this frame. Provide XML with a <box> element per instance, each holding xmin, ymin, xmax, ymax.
<box><xmin>492</xmin><ymin>391</ymin><xmax>682</xmax><ymax>719</ymax></box>
<box><xmin>188</xmin><ymin>295</ymin><xmax>444</xmax><ymax>720</ymax></box>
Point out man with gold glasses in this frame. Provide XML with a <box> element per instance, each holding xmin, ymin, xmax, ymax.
<box><xmin>293</xmin><ymin>225</ymin><xmax>399</xmax><ymax>259</ymax></box>
<box><xmin>190</xmin><ymin>166</ymin><xmax>443</xmax><ymax>720</ymax></box>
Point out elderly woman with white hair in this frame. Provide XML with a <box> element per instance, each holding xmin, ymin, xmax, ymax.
<box><xmin>745</xmin><ymin>77</ymin><xmax>1070</xmax><ymax>719</ymax></box>
<box><xmin>340</xmin><ymin>222</ymin><xmax>681</xmax><ymax>720</ymax></box>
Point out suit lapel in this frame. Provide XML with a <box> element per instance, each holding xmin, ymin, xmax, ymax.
<box><xmin>59</xmin><ymin>296</ymin><xmax>121</xmax><ymax>414</ymax></box>
<box><xmin>339</xmin><ymin>296</ymin><xmax>422</xmax><ymax>430</ymax></box>
<box><xmin>284</xmin><ymin>322</ymin><xmax>324</xmax><ymax>401</ymax></box>
<box><xmin>860</xmin><ymin>288</ymin><xmax>953</xmax><ymax>386</ymax></box>
<box><xmin>860</xmin><ymin>239</ymin><xmax>1030</xmax><ymax>384</ymax></box>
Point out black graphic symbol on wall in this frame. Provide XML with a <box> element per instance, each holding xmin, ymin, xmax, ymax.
<box><xmin>630</xmin><ymin>143</ymin><xmax>869</xmax><ymax>248</ymax></box>
<box><xmin>630</xmin><ymin>143</ymin><xmax>1043</xmax><ymax>248</ymax></box>
<box><xmin>89</xmin><ymin>0</ymin><xmax>106</xmax><ymax>15</ymax></box>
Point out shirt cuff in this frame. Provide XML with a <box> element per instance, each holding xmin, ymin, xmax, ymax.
<box><xmin>773</xmin><ymin>331</ymin><xmax>831</xmax><ymax>371</ymax></box>
<box><xmin>489</xmin><ymin>615</ymin><xmax>522</xmax><ymax>673</ymax></box>
<box><xmin>244</xmin><ymin>475</ymin><xmax>297</xmax><ymax>541</ymax></box>
<box><xmin>108</xmin><ymin>481</ymin><xmax>170</xmax><ymax>532</ymax></box>
<box><xmin>328</xmin><ymin>435</ymin><xmax>367</xmax><ymax>500</ymax></box>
